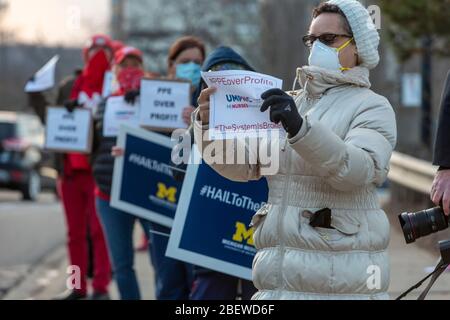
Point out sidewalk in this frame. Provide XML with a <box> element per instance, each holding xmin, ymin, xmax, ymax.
<box><xmin>3</xmin><ymin>230</ymin><xmax>155</xmax><ymax>300</ymax></box>
<box><xmin>387</xmin><ymin>215</ymin><xmax>450</xmax><ymax>300</ymax></box>
<box><xmin>3</xmin><ymin>210</ymin><xmax>450</xmax><ymax>300</ymax></box>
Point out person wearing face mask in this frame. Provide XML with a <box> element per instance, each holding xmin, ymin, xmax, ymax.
<box><xmin>195</xmin><ymin>0</ymin><xmax>397</xmax><ymax>300</ymax></box>
<box><xmin>109</xmin><ymin>37</ymin><xmax>205</xmax><ymax>300</ymax></box>
<box><xmin>149</xmin><ymin>36</ymin><xmax>205</xmax><ymax>300</ymax></box>
<box><xmin>167</xmin><ymin>36</ymin><xmax>205</xmax><ymax>126</ymax></box>
<box><xmin>91</xmin><ymin>46</ymin><xmax>158</xmax><ymax>300</ymax></box>
<box><xmin>45</xmin><ymin>34</ymin><xmax>114</xmax><ymax>300</ymax></box>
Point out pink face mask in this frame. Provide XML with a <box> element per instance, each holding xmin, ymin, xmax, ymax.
<box><xmin>117</xmin><ymin>67</ymin><xmax>144</xmax><ymax>94</ymax></box>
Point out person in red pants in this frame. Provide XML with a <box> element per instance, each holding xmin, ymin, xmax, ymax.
<box><xmin>54</xmin><ymin>34</ymin><xmax>114</xmax><ymax>300</ymax></box>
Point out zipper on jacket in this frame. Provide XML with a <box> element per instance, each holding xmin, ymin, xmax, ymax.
<box><xmin>276</xmin><ymin>147</ymin><xmax>292</xmax><ymax>290</ymax></box>
<box><xmin>302</xmin><ymin>94</ymin><xmax>318</xmax><ymax>115</ymax></box>
<box><xmin>274</xmin><ymin>92</ymin><xmax>317</xmax><ymax>291</ymax></box>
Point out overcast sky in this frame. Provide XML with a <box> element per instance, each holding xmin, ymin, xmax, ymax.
<box><xmin>2</xmin><ymin>0</ymin><xmax>110</xmax><ymax>46</ymax></box>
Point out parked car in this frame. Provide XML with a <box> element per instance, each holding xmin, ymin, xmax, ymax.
<box><xmin>0</xmin><ymin>111</ymin><xmax>49</xmax><ymax>200</ymax></box>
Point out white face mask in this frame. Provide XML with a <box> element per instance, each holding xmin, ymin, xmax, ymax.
<box><xmin>308</xmin><ymin>38</ymin><xmax>353</xmax><ymax>71</ymax></box>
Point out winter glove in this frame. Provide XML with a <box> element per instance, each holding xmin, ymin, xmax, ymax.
<box><xmin>64</xmin><ymin>99</ymin><xmax>80</xmax><ymax>113</ymax></box>
<box><xmin>260</xmin><ymin>88</ymin><xmax>303</xmax><ymax>138</ymax></box>
<box><xmin>124</xmin><ymin>89</ymin><xmax>140</xmax><ymax>105</ymax></box>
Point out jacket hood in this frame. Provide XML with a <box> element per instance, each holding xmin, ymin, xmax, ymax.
<box><xmin>193</xmin><ymin>46</ymin><xmax>255</xmax><ymax>106</ymax></box>
<box><xmin>295</xmin><ymin>66</ymin><xmax>371</xmax><ymax>98</ymax></box>
<box><xmin>202</xmin><ymin>46</ymin><xmax>254</xmax><ymax>72</ymax></box>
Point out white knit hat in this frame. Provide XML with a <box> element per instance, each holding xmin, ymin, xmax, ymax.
<box><xmin>327</xmin><ymin>0</ymin><xmax>380</xmax><ymax>69</ymax></box>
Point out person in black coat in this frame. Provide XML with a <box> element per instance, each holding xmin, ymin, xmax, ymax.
<box><xmin>432</xmin><ymin>70</ymin><xmax>450</xmax><ymax>215</ymax></box>
<box><xmin>186</xmin><ymin>46</ymin><xmax>258</xmax><ymax>300</ymax></box>
<box><xmin>91</xmin><ymin>46</ymin><xmax>153</xmax><ymax>300</ymax></box>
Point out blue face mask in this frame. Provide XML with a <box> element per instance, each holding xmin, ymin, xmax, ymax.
<box><xmin>176</xmin><ymin>62</ymin><xmax>202</xmax><ymax>88</ymax></box>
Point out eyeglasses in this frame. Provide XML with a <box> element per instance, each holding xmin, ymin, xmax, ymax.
<box><xmin>302</xmin><ymin>33</ymin><xmax>353</xmax><ymax>48</ymax></box>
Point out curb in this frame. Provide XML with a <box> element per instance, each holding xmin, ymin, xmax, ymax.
<box><xmin>2</xmin><ymin>244</ymin><xmax>66</xmax><ymax>300</ymax></box>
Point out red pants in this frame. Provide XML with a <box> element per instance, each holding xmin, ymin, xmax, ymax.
<box><xmin>58</xmin><ymin>171</ymin><xmax>111</xmax><ymax>294</ymax></box>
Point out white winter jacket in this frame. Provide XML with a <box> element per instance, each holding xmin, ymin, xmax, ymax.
<box><xmin>193</xmin><ymin>66</ymin><xmax>397</xmax><ymax>300</ymax></box>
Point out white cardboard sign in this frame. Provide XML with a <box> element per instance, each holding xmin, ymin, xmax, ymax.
<box><xmin>45</xmin><ymin>107</ymin><xmax>93</xmax><ymax>153</ymax></box>
<box><xmin>139</xmin><ymin>79</ymin><xmax>190</xmax><ymax>131</ymax></box>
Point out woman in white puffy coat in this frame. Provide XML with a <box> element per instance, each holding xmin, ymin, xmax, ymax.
<box><xmin>193</xmin><ymin>0</ymin><xmax>397</xmax><ymax>300</ymax></box>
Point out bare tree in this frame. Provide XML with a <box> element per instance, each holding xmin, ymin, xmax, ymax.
<box><xmin>260</xmin><ymin>0</ymin><xmax>318</xmax><ymax>89</ymax></box>
<box><xmin>0</xmin><ymin>0</ymin><xmax>14</xmax><ymax>43</ymax></box>
<box><xmin>0</xmin><ymin>0</ymin><xmax>10</xmax><ymax>78</ymax></box>
<box><xmin>122</xmin><ymin>0</ymin><xmax>264</xmax><ymax>73</ymax></box>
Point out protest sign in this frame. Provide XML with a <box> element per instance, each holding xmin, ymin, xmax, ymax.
<box><xmin>401</xmin><ymin>73</ymin><xmax>422</xmax><ymax>108</ymax></box>
<box><xmin>102</xmin><ymin>71</ymin><xmax>118</xmax><ymax>98</ymax></box>
<box><xmin>103</xmin><ymin>96</ymin><xmax>140</xmax><ymax>137</ymax></box>
<box><xmin>139</xmin><ymin>79</ymin><xmax>190</xmax><ymax>131</ymax></box>
<box><xmin>110</xmin><ymin>125</ymin><xmax>182</xmax><ymax>227</ymax></box>
<box><xmin>201</xmin><ymin>70</ymin><xmax>283</xmax><ymax>140</ymax></box>
<box><xmin>44</xmin><ymin>107</ymin><xmax>93</xmax><ymax>153</ymax></box>
<box><xmin>25</xmin><ymin>55</ymin><xmax>59</xmax><ymax>93</ymax></box>
<box><xmin>166</xmin><ymin>147</ymin><xmax>268</xmax><ymax>280</ymax></box>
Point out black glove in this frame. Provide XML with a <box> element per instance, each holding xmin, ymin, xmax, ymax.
<box><xmin>63</xmin><ymin>99</ymin><xmax>80</xmax><ymax>113</ymax></box>
<box><xmin>124</xmin><ymin>89</ymin><xmax>140</xmax><ymax>105</ymax></box>
<box><xmin>260</xmin><ymin>88</ymin><xmax>303</xmax><ymax>137</ymax></box>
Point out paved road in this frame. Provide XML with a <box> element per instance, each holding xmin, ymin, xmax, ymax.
<box><xmin>0</xmin><ymin>191</ymin><xmax>65</xmax><ymax>267</ymax></box>
<box><xmin>388</xmin><ymin>219</ymin><xmax>450</xmax><ymax>300</ymax></box>
<box><xmin>0</xmin><ymin>190</ymin><xmax>154</xmax><ymax>300</ymax></box>
<box><xmin>0</xmin><ymin>190</ymin><xmax>65</xmax><ymax>297</ymax></box>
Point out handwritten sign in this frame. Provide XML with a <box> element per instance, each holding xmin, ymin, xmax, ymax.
<box><xmin>45</xmin><ymin>107</ymin><xmax>93</xmax><ymax>153</ymax></box>
<box><xmin>102</xmin><ymin>71</ymin><xmax>115</xmax><ymax>98</ymax></box>
<box><xmin>139</xmin><ymin>79</ymin><xmax>190</xmax><ymax>131</ymax></box>
<box><xmin>201</xmin><ymin>70</ymin><xmax>283</xmax><ymax>140</ymax></box>
<box><xmin>103</xmin><ymin>96</ymin><xmax>140</xmax><ymax>137</ymax></box>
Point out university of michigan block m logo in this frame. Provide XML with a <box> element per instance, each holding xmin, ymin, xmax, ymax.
<box><xmin>232</xmin><ymin>222</ymin><xmax>254</xmax><ymax>246</ymax></box>
<box><xmin>156</xmin><ymin>183</ymin><xmax>177</xmax><ymax>203</ymax></box>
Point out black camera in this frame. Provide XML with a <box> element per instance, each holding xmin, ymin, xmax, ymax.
<box><xmin>398</xmin><ymin>207</ymin><xmax>449</xmax><ymax>244</ymax></box>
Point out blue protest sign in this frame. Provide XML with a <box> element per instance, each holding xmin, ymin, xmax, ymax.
<box><xmin>166</xmin><ymin>147</ymin><xmax>268</xmax><ymax>280</ymax></box>
<box><xmin>110</xmin><ymin>125</ymin><xmax>182</xmax><ymax>228</ymax></box>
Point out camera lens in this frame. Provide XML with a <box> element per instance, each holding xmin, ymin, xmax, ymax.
<box><xmin>398</xmin><ymin>207</ymin><xmax>448</xmax><ymax>244</ymax></box>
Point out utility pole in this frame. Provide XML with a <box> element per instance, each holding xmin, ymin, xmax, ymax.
<box><xmin>0</xmin><ymin>0</ymin><xmax>8</xmax><ymax>75</ymax></box>
<box><xmin>421</xmin><ymin>1</ymin><xmax>433</xmax><ymax>151</ymax></box>
<box><xmin>111</xmin><ymin>0</ymin><xmax>126</xmax><ymax>41</ymax></box>
<box><xmin>421</xmin><ymin>35</ymin><xmax>433</xmax><ymax>150</ymax></box>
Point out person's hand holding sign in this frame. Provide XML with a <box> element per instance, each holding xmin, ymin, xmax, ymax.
<box><xmin>197</xmin><ymin>87</ymin><xmax>217</xmax><ymax>125</ymax></box>
<box><xmin>260</xmin><ymin>89</ymin><xmax>303</xmax><ymax>138</ymax></box>
<box><xmin>124</xmin><ymin>89</ymin><xmax>140</xmax><ymax>105</ymax></box>
<box><xmin>64</xmin><ymin>99</ymin><xmax>80</xmax><ymax>113</ymax></box>
<box><xmin>182</xmin><ymin>106</ymin><xmax>196</xmax><ymax>126</ymax></box>
<box><xmin>111</xmin><ymin>146</ymin><xmax>124</xmax><ymax>157</ymax></box>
